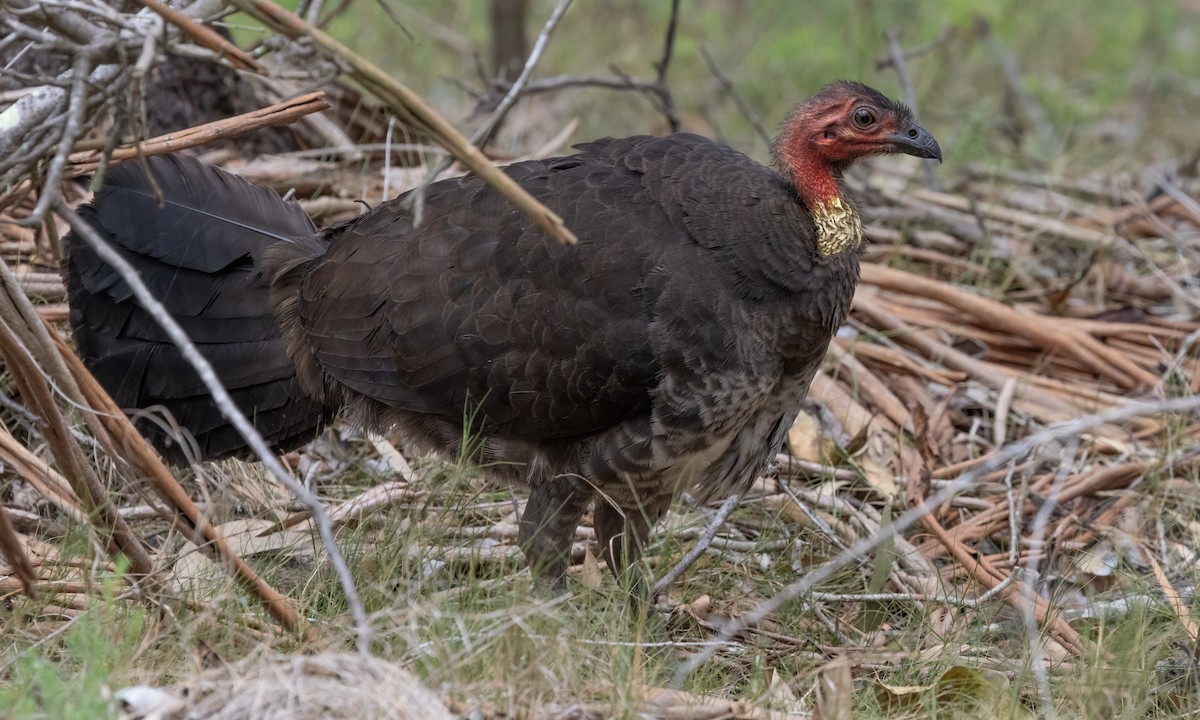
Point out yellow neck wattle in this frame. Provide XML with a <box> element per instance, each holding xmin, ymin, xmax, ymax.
<box><xmin>810</xmin><ymin>196</ymin><xmax>862</xmax><ymax>257</ymax></box>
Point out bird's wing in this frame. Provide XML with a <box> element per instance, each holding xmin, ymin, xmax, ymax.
<box><xmin>296</xmin><ymin>137</ymin><xmax>690</xmax><ymax>440</ymax></box>
<box><xmin>296</xmin><ymin>134</ymin><xmax>824</xmax><ymax>442</ymax></box>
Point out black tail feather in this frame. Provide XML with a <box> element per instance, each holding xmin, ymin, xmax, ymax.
<box><xmin>63</xmin><ymin>154</ymin><xmax>333</xmax><ymax>462</ymax></box>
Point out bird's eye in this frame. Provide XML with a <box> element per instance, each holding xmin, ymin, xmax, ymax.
<box><xmin>852</xmin><ymin>107</ymin><xmax>877</xmax><ymax>129</ymax></box>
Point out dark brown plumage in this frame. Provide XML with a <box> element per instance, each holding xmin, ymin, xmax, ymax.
<box><xmin>64</xmin><ymin>81</ymin><xmax>940</xmax><ymax>592</ymax></box>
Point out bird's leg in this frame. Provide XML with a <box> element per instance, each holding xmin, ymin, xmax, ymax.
<box><xmin>593</xmin><ymin>495</ymin><xmax>672</xmax><ymax>602</ymax></box>
<box><xmin>517</xmin><ymin>478</ymin><xmax>593</xmax><ymax>590</ymax></box>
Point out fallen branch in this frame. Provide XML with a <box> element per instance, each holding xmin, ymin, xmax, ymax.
<box><xmin>0</xmin><ymin>502</ymin><xmax>36</xmax><ymax>597</ymax></box>
<box><xmin>226</xmin><ymin>0</ymin><xmax>578</xmax><ymax>246</ymax></box>
<box><xmin>66</xmin><ymin>91</ymin><xmax>331</xmax><ymax>176</ymax></box>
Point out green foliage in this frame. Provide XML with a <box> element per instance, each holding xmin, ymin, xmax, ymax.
<box><xmin>1</xmin><ymin>580</ymin><xmax>145</xmax><ymax>720</ymax></box>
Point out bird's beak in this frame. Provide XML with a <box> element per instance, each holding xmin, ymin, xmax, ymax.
<box><xmin>886</xmin><ymin>126</ymin><xmax>942</xmax><ymax>163</ymax></box>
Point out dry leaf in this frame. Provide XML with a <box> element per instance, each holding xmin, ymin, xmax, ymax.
<box><xmin>787</xmin><ymin>411</ymin><xmax>832</xmax><ymax>463</ymax></box>
<box><xmin>874</xmin><ymin>665</ymin><xmax>1034</xmax><ymax>718</ymax></box>
<box><xmin>814</xmin><ymin>654</ymin><xmax>853</xmax><ymax>720</ymax></box>
<box><xmin>578</xmin><ymin>547</ymin><xmax>603</xmax><ymax>591</ymax></box>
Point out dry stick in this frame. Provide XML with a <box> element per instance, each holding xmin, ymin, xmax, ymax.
<box><xmin>976</xmin><ymin>16</ymin><xmax>1057</xmax><ymax>153</ymax></box>
<box><xmin>66</xmin><ymin>92</ymin><xmax>331</xmax><ymax>176</ymax></box>
<box><xmin>862</xmin><ymin>264</ymin><xmax>1158</xmax><ymax>389</ymax></box>
<box><xmin>227</xmin><ymin>0</ymin><xmax>577</xmax><ymax>246</ymax></box>
<box><xmin>1021</xmin><ymin>450</ymin><xmax>1074</xmax><ymax>716</ymax></box>
<box><xmin>410</xmin><ymin>0</ymin><xmax>574</xmax><ymax>204</ymax></box>
<box><xmin>25</xmin><ymin>52</ymin><xmax>94</xmax><ymax>227</ymax></box>
<box><xmin>49</xmin><ymin>329</ymin><xmax>310</xmax><ymax>637</ymax></box>
<box><xmin>672</xmin><ymin>393</ymin><xmax>1200</xmax><ymax>685</ymax></box>
<box><xmin>54</xmin><ymin>202</ymin><xmax>369</xmax><ymax>653</ymax></box>
<box><xmin>903</xmin><ymin>187</ymin><xmax>1111</xmax><ymax>246</ymax></box>
<box><xmin>0</xmin><ymin>427</ymin><xmax>89</xmax><ymax>526</ymax></box>
<box><xmin>0</xmin><ymin>502</ymin><xmax>37</xmax><ymax>597</ymax></box>
<box><xmin>1144</xmin><ymin>548</ymin><xmax>1199</xmax><ymax>645</ymax></box>
<box><xmin>651</xmin><ymin>492</ymin><xmax>741</xmax><ymax>598</ymax></box>
<box><xmin>0</xmin><ymin>315</ymin><xmax>156</xmax><ymax>582</ymax></box>
<box><xmin>916</xmin><ymin>461</ymin><xmax>1151</xmax><ymax>559</ymax></box>
<box><xmin>853</xmin><ymin>294</ymin><xmax>1077</xmax><ymax>421</ymax></box>
<box><xmin>474</xmin><ymin>0</ymin><xmax>574</xmax><ymax>148</ymax></box>
<box><xmin>868</xmin><ymin>270</ymin><xmax>1144</xmax><ymax>390</ymax></box>
<box><xmin>651</xmin><ymin>0</ymin><xmax>682</xmax><ymax>133</ymax></box>
<box><xmin>828</xmin><ymin>343</ymin><xmax>913</xmax><ymax>432</ymax></box>
<box><xmin>917</xmin><ymin>490</ymin><xmax>1085</xmax><ymax>655</ymax></box>
<box><xmin>131</xmin><ymin>0</ymin><xmax>263</xmax><ymax>72</ymax></box>
<box><xmin>699</xmin><ymin>46</ymin><xmax>771</xmax><ymax>147</ymax></box>
<box><xmin>883</xmin><ymin>28</ymin><xmax>938</xmax><ymax>191</ymax></box>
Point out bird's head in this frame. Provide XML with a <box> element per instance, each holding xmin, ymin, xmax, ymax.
<box><xmin>773</xmin><ymin>81</ymin><xmax>942</xmax><ymax>255</ymax></box>
<box><xmin>775</xmin><ymin>81</ymin><xmax>941</xmax><ymax>171</ymax></box>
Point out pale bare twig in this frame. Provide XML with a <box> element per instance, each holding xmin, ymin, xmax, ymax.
<box><xmin>481</xmin><ymin>0</ymin><xmax>680</xmax><ymax>131</ymax></box>
<box><xmin>473</xmin><ymin>0</ymin><xmax>574</xmax><ymax>148</ymax></box>
<box><xmin>809</xmin><ymin>586</ymin><xmax>1016</xmax><ymax>608</ymax></box>
<box><xmin>652</xmin><ymin>492</ymin><xmax>741</xmax><ymax>598</ymax></box>
<box><xmin>406</xmin><ymin>0</ymin><xmax>574</xmax><ymax>215</ymax></box>
<box><xmin>23</xmin><ymin>51</ymin><xmax>93</xmax><ymax>226</ymax></box>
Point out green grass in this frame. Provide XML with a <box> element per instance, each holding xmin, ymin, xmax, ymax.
<box><xmin>4</xmin><ymin>453</ymin><xmax>1200</xmax><ymax>718</ymax></box>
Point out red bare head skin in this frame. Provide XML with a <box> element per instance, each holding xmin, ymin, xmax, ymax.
<box><xmin>773</xmin><ymin>81</ymin><xmax>941</xmax><ymax>209</ymax></box>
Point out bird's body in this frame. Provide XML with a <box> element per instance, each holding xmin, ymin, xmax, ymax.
<box><xmin>65</xmin><ymin>82</ymin><xmax>940</xmax><ymax>589</ymax></box>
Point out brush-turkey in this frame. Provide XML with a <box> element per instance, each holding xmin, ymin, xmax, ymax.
<box><xmin>63</xmin><ymin>81</ymin><xmax>941</xmax><ymax>592</ymax></box>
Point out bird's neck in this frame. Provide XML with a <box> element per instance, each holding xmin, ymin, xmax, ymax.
<box><xmin>782</xmin><ymin>145</ymin><xmax>863</xmax><ymax>258</ymax></box>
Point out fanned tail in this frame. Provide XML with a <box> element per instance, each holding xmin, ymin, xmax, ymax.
<box><xmin>63</xmin><ymin>154</ymin><xmax>333</xmax><ymax>461</ymax></box>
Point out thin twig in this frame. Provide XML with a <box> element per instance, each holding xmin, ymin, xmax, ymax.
<box><xmin>651</xmin><ymin>492</ymin><xmax>741</xmax><ymax>598</ymax></box>
<box><xmin>1021</xmin><ymin>440</ymin><xmax>1076</xmax><ymax>718</ymax></box>
<box><xmin>406</xmin><ymin>0</ymin><xmax>574</xmax><ymax>210</ymax></box>
<box><xmin>651</xmin><ymin>0</ymin><xmax>681</xmax><ymax>132</ymax></box>
<box><xmin>66</xmin><ymin>91</ymin><xmax>331</xmax><ymax>176</ymax></box>
<box><xmin>883</xmin><ymin>28</ymin><xmax>938</xmax><ymax>191</ymax></box>
<box><xmin>473</xmin><ymin>0</ymin><xmax>574</xmax><ymax>148</ymax></box>
<box><xmin>132</xmin><ymin>0</ymin><xmax>264</xmax><ymax>72</ymax></box>
<box><xmin>226</xmin><ymin>0</ymin><xmax>577</xmax><ymax>246</ymax></box>
<box><xmin>24</xmin><ymin>51</ymin><xmax>94</xmax><ymax>226</ymax></box>
<box><xmin>699</xmin><ymin>46</ymin><xmax>770</xmax><ymax>147</ymax></box>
